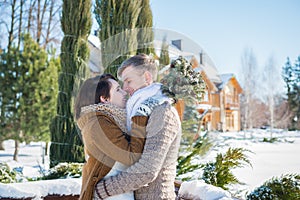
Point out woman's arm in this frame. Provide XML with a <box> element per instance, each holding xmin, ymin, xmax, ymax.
<box><xmin>82</xmin><ymin>113</ymin><xmax>148</xmax><ymax>166</ymax></box>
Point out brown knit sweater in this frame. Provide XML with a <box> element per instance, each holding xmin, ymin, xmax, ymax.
<box><xmin>95</xmin><ymin>103</ymin><xmax>181</xmax><ymax>200</ymax></box>
<box><xmin>77</xmin><ymin>108</ymin><xmax>148</xmax><ymax>200</ymax></box>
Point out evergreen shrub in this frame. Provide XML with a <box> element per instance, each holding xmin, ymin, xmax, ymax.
<box><xmin>0</xmin><ymin>163</ymin><xmax>17</xmax><ymax>183</ymax></box>
<box><xmin>177</xmin><ymin>132</ymin><xmax>213</xmax><ymax>181</ymax></box>
<box><xmin>40</xmin><ymin>162</ymin><xmax>83</xmax><ymax>180</ymax></box>
<box><xmin>246</xmin><ymin>174</ymin><xmax>300</xmax><ymax>200</ymax></box>
<box><xmin>201</xmin><ymin>147</ymin><xmax>252</xmax><ymax>190</ymax></box>
<box><xmin>262</xmin><ymin>137</ymin><xmax>278</xmax><ymax>143</ymax></box>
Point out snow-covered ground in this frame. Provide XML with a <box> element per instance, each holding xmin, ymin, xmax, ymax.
<box><xmin>197</xmin><ymin>129</ymin><xmax>300</xmax><ymax>197</ymax></box>
<box><xmin>0</xmin><ymin>129</ymin><xmax>299</xmax><ymax>199</ymax></box>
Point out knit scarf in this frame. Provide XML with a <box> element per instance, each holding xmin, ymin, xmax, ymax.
<box><xmin>126</xmin><ymin>83</ymin><xmax>169</xmax><ymax>131</ymax></box>
<box><xmin>80</xmin><ymin>103</ymin><xmax>127</xmax><ymax>133</ymax></box>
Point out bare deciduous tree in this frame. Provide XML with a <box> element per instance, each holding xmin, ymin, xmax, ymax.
<box><xmin>239</xmin><ymin>47</ymin><xmax>259</xmax><ymax>131</ymax></box>
<box><xmin>261</xmin><ymin>56</ymin><xmax>284</xmax><ymax>137</ymax></box>
<box><xmin>0</xmin><ymin>0</ymin><xmax>62</xmax><ymax>50</ymax></box>
<box><xmin>26</xmin><ymin>0</ymin><xmax>62</xmax><ymax>48</ymax></box>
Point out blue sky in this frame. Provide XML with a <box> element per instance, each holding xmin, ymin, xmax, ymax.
<box><xmin>150</xmin><ymin>0</ymin><xmax>300</xmax><ymax>80</ymax></box>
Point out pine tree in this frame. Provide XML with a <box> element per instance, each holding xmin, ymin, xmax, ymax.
<box><xmin>17</xmin><ymin>34</ymin><xmax>50</xmax><ymax>142</ymax></box>
<box><xmin>32</xmin><ymin>50</ymin><xmax>60</xmax><ymax>143</ymax></box>
<box><xmin>282</xmin><ymin>56</ymin><xmax>300</xmax><ymax>130</ymax></box>
<box><xmin>0</xmin><ymin>46</ymin><xmax>21</xmax><ymax>142</ymax></box>
<box><xmin>282</xmin><ymin>58</ymin><xmax>293</xmax><ymax>102</ymax></box>
<box><xmin>0</xmin><ymin>34</ymin><xmax>59</xmax><ymax>160</ymax></box>
<box><xmin>95</xmin><ymin>0</ymin><xmax>142</xmax><ymax>77</ymax></box>
<box><xmin>0</xmin><ymin>46</ymin><xmax>22</xmax><ymax>154</ymax></box>
<box><xmin>292</xmin><ymin>56</ymin><xmax>300</xmax><ymax>129</ymax></box>
<box><xmin>0</xmin><ymin>40</ymin><xmax>26</xmax><ymax>150</ymax></box>
<box><xmin>0</xmin><ymin>0</ymin><xmax>62</xmax><ymax>150</ymax></box>
<box><xmin>136</xmin><ymin>0</ymin><xmax>155</xmax><ymax>55</ymax></box>
<box><xmin>247</xmin><ymin>174</ymin><xmax>300</xmax><ymax>200</ymax></box>
<box><xmin>50</xmin><ymin>0</ymin><xmax>92</xmax><ymax>167</ymax></box>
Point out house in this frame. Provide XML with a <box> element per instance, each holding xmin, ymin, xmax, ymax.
<box><xmin>196</xmin><ymin>70</ymin><xmax>243</xmax><ymax>132</ymax></box>
<box><xmin>87</xmin><ymin>34</ymin><xmax>103</xmax><ymax>76</ymax></box>
<box><xmin>157</xmin><ymin>37</ymin><xmax>243</xmax><ymax>132</ymax></box>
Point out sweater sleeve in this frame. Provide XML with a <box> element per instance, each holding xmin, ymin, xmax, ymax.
<box><xmin>95</xmin><ymin>104</ymin><xmax>180</xmax><ymax>199</ymax></box>
<box><xmin>83</xmin><ymin>114</ymin><xmax>148</xmax><ymax>166</ymax></box>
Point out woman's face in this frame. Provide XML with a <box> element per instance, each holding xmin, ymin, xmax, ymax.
<box><xmin>107</xmin><ymin>78</ymin><xmax>127</xmax><ymax>108</ymax></box>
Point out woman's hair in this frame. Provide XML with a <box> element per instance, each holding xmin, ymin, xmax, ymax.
<box><xmin>74</xmin><ymin>73</ymin><xmax>116</xmax><ymax>120</ymax></box>
<box><xmin>117</xmin><ymin>54</ymin><xmax>158</xmax><ymax>81</ymax></box>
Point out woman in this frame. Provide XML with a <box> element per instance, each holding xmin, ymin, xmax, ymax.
<box><xmin>74</xmin><ymin>74</ymin><xmax>148</xmax><ymax>200</ymax></box>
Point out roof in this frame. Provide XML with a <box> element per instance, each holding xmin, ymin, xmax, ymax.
<box><xmin>217</xmin><ymin>73</ymin><xmax>243</xmax><ymax>93</ymax></box>
<box><xmin>152</xmin><ymin>29</ymin><xmax>222</xmax><ymax>84</ymax></box>
<box><xmin>88</xmin><ymin>35</ymin><xmax>102</xmax><ymax>73</ymax></box>
<box><xmin>217</xmin><ymin>73</ymin><xmax>234</xmax><ymax>89</ymax></box>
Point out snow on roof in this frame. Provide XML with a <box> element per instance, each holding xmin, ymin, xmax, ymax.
<box><xmin>88</xmin><ymin>35</ymin><xmax>101</xmax><ymax>49</ymax></box>
<box><xmin>88</xmin><ymin>35</ymin><xmax>102</xmax><ymax>73</ymax></box>
<box><xmin>200</xmin><ymin>63</ymin><xmax>222</xmax><ymax>84</ymax></box>
<box><xmin>217</xmin><ymin>73</ymin><xmax>235</xmax><ymax>90</ymax></box>
<box><xmin>152</xmin><ymin>29</ymin><xmax>222</xmax><ymax>84</ymax></box>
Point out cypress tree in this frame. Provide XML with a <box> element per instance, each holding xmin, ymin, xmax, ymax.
<box><xmin>136</xmin><ymin>0</ymin><xmax>155</xmax><ymax>55</ymax></box>
<box><xmin>159</xmin><ymin>36</ymin><xmax>170</xmax><ymax>69</ymax></box>
<box><xmin>50</xmin><ymin>0</ymin><xmax>92</xmax><ymax>167</ymax></box>
<box><xmin>157</xmin><ymin>35</ymin><xmax>170</xmax><ymax>81</ymax></box>
<box><xmin>95</xmin><ymin>0</ymin><xmax>142</xmax><ymax>77</ymax></box>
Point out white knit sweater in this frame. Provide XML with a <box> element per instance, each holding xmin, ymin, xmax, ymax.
<box><xmin>95</xmin><ymin>103</ymin><xmax>181</xmax><ymax>200</ymax></box>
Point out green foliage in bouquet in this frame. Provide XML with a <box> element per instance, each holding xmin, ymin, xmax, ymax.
<box><xmin>40</xmin><ymin>162</ymin><xmax>83</xmax><ymax>180</ymax></box>
<box><xmin>246</xmin><ymin>174</ymin><xmax>300</xmax><ymax>200</ymax></box>
<box><xmin>160</xmin><ymin>56</ymin><xmax>206</xmax><ymax>105</ymax></box>
<box><xmin>0</xmin><ymin>163</ymin><xmax>17</xmax><ymax>183</ymax></box>
<box><xmin>201</xmin><ymin>147</ymin><xmax>252</xmax><ymax>190</ymax></box>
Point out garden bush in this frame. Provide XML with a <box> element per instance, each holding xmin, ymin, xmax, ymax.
<box><xmin>0</xmin><ymin>163</ymin><xmax>17</xmax><ymax>183</ymax></box>
<box><xmin>246</xmin><ymin>173</ymin><xmax>300</xmax><ymax>200</ymax></box>
<box><xmin>39</xmin><ymin>162</ymin><xmax>83</xmax><ymax>180</ymax></box>
<box><xmin>201</xmin><ymin>147</ymin><xmax>252</xmax><ymax>190</ymax></box>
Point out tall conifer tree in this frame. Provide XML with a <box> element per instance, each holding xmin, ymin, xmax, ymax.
<box><xmin>159</xmin><ymin>36</ymin><xmax>170</xmax><ymax>68</ymax></box>
<box><xmin>282</xmin><ymin>56</ymin><xmax>300</xmax><ymax>129</ymax></box>
<box><xmin>50</xmin><ymin>0</ymin><xmax>92</xmax><ymax>167</ymax></box>
<box><xmin>32</xmin><ymin>51</ymin><xmax>60</xmax><ymax>144</ymax></box>
<box><xmin>18</xmin><ymin>34</ymin><xmax>51</xmax><ymax>143</ymax></box>
<box><xmin>94</xmin><ymin>0</ymin><xmax>142</xmax><ymax>77</ymax></box>
<box><xmin>0</xmin><ymin>45</ymin><xmax>21</xmax><ymax>143</ymax></box>
<box><xmin>0</xmin><ymin>34</ymin><xmax>59</xmax><ymax>160</ymax></box>
<box><xmin>136</xmin><ymin>0</ymin><xmax>155</xmax><ymax>55</ymax></box>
